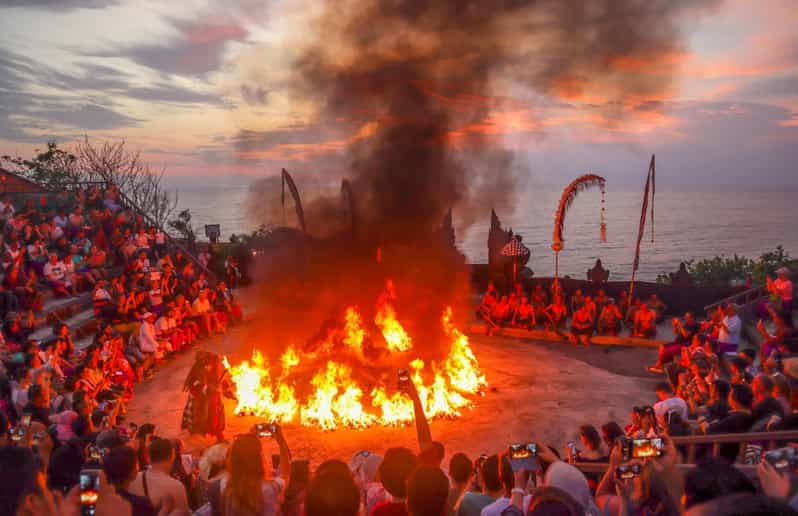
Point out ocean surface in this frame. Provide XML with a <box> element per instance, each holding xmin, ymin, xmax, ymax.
<box><xmin>163</xmin><ymin>177</ymin><xmax>797</xmax><ymax>282</ymax></box>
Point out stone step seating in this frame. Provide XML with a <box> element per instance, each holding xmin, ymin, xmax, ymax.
<box><xmin>28</xmin><ymin>290</ymin><xmax>98</xmax><ymax>351</ymax></box>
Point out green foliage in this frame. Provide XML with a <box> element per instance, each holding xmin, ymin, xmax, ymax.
<box><xmin>1</xmin><ymin>140</ymin><xmax>83</xmax><ymax>187</ymax></box>
<box><xmin>1</xmin><ymin>138</ymin><xmax>177</xmax><ymax>226</ymax></box>
<box><xmin>657</xmin><ymin>245</ymin><xmax>797</xmax><ymax>286</ymax></box>
<box><xmin>168</xmin><ymin>209</ymin><xmax>196</xmax><ymax>251</ymax></box>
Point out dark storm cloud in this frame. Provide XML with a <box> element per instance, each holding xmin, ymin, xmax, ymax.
<box><xmin>0</xmin><ymin>47</ymin><xmax>220</xmax><ymax>143</ymax></box>
<box><xmin>0</xmin><ymin>0</ymin><xmax>119</xmax><ymax>10</ymax></box>
<box><xmin>35</xmin><ymin>104</ymin><xmax>139</xmax><ymax>130</ymax></box>
<box><xmin>89</xmin><ymin>19</ymin><xmax>248</xmax><ymax>76</ymax></box>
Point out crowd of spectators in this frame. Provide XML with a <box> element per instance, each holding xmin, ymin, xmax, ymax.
<box><xmin>478</xmin><ymin>281</ymin><xmax>667</xmax><ymax>343</ymax></box>
<box><xmin>2</xmin><ymin>367</ymin><xmax>797</xmax><ymax>516</ymax></box>
<box><xmin>1</xmin><ymin>188</ymin><xmax>797</xmax><ymax>515</ymax></box>
<box><xmin>0</xmin><ymin>186</ymin><xmax>244</xmax><ymax>514</ymax></box>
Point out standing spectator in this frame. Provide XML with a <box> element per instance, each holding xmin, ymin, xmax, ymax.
<box><xmin>129</xmin><ymin>438</ymin><xmax>190</xmax><ymax>514</ymax></box>
<box><xmin>103</xmin><ymin>445</ymin><xmax>158</xmax><ymax>516</ymax></box>
<box><xmin>717</xmin><ymin>304</ymin><xmax>742</xmax><ymax>354</ymax></box>
<box><xmin>701</xmin><ymin>384</ymin><xmax>755</xmax><ymax>462</ymax></box>
<box><xmin>372</xmin><ymin>447</ymin><xmax>418</xmax><ymax>516</ymax></box>
<box><xmin>220</xmin><ymin>431</ymin><xmax>291</xmax><ymax>516</ymax></box>
<box><xmin>446</xmin><ymin>453</ymin><xmax>473</xmax><ymax>516</ymax></box>
<box><xmin>407</xmin><ymin>466</ymin><xmax>450</xmax><ymax>516</ymax></box>
<box><xmin>457</xmin><ymin>455</ymin><xmax>502</xmax><ymax>516</ymax></box>
<box><xmin>768</xmin><ymin>267</ymin><xmax>794</xmax><ymax>328</ymax></box>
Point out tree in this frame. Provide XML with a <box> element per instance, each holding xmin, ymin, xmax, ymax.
<box><xmin>1</xmin><ymin>141</ymin><xmax>83</xmax><ymax>187</ymax></box>
<box><xmin>169</xmin><ymin>209</ymin><xmax>197</xmax><ymax>251</ymax></box>
<box><xmin>657</xmin><ymin>245</ymin><xmax>798</xmax><ymax>286</ymax></box>
<box><xmin>76</xmin><ymin>137</ymin><xmax>178</xmax><ymax>227</ymax></box>
<box><xmin>1</xmin><ymin>138</ymin><xmax>178</xmax><ymax>227</ymax></box>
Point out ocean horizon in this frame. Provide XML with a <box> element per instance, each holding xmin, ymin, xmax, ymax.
<box><xmin>163</xmin><ymin>176</ymin><xmax>798</xmax><ymax>282</ymax></box>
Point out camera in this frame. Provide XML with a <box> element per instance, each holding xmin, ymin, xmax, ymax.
<box><xmin>619</xmin><ymin>437</ymin><xmax>664</xmax><ymax>460</ymax></box>
<box><xmin>80</xmin><ymin>468</ymin><xmax>101</xmax><ymax>516</ymax></box>
<box><xmin>398</xmin><ymin>369</ymin><xmax>410</xmax><ymax>384</ymax></box>
<box><xmin>20</xmin><ymin>413</ymin><xmax>31</xmax><ymax>428</ymax></box>
<box><xmin>615</xmin><ymin>464</ymin><xmax>642</xmax><ymax>480</ymax></box>
<box><xmin>765</xmin><ymin>447</ymin><xmax>798</xmax><ymax>470</ymax></box>
<box><xmin>254</xmin><ymin>422</ymin><xmax>277</xmax><ymax>438</ymax></box>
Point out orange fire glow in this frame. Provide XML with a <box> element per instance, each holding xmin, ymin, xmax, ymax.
<box><xmin>224</xmin><ymin>284</ymin><xmax>486</xmax><ymax>429</ymax></box>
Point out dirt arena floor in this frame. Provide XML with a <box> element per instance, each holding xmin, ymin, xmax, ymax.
<box><xmin>127</xmin><ymin>315</ymin><xmax>660</xmax><ymax>466</ymax></box>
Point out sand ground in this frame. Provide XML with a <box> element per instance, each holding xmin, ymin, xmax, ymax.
<box><xmin>127</xmin><ymin>316</ymin><xmax>659</xmax><ymax>466</ymax></box>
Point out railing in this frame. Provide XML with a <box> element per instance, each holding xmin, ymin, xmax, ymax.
<box><xmin>704</xmin><ymin>286</ymin><xmax>767</xmax><ymax>315</ymax></box>
<box><xmin>114</xmin><ymin>189</ymin><xmax>218</xmax><ymax>282</ymax></box>
<box><xmin>573</xmin><ymin>430</ymin><xmax>798</xmax><ymax>478</ymax></box>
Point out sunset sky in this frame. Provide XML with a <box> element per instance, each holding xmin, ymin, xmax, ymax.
<box><xmin>0</xmin><ymin>0</ymin><xmax>796</xmax><ymax>186</ymax></box>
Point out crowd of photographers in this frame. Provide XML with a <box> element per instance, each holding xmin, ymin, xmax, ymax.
<box><xmin>2</xmin><ymin>369</ymin><xmax>797</xmax><ymax>516</ymax></box>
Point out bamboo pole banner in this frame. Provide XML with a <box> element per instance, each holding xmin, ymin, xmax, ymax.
<box><xmin>281</xmin><ymin>168</ymin><xmax>307</xmax><ymax>233</ymax></box>
<box><xmin>629</xmin><ymin>155</ymin><xmax>656</xmax><ymax>301</ymax></box>
<box><xmin>550</xmin><ymin>173</ymin><xmax>607</xmax><ymax>279</ymax></box>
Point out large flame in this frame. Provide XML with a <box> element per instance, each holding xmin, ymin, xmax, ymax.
<box><xmin>225</xmin><ymin>285</ymin><xmax>486</xmax><ymax>430</ymax></box>
<box><xmin>374</xmin><ymin>282</ymin><xmax>413</xmax><ymax>352</ymax></box>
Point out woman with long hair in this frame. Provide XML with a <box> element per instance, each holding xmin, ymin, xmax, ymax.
<box><xmin>222</xmin><ymin>428</ymin><xmax>292</xmax><ymax>516</ymax></box>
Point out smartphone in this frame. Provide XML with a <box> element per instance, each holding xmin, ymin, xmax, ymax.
<box><xmin>80</xmin><ymin>468</ymin><xmax>101</xmax><ymax>516</ymax></box>
<box><xmin>21</xmin><ymin>413</ymin><xmax>31</xmax><ymax>428</ymax></box>
<box><xmin>615</xmin><ymin>464</ymin><xmax>642</xmax><ymax>480</ymax></box>
<box><xmin>765</xmin><ymin>447</ymin><xmax>798</xmax><ymax>470</ymax></box>
<box><xmin>254</xmin><ymin>422</ymin><xmax>277</xmax><ymax>438</ymax></box>
<box><xmin>631</xmin><ymin>438</ymin><xmax>664</xmax><ymax>459</ymax></box>
<box><xmin>87</xmin><ymin>445</ymin><xmax>103</xmax><ymax>463</ymax></box>
<box><xmin>508</xmin><ymin>443</ymin><xmax>537</xmax><ymax>459</ymax></box>
<box><xmin>398</xmin><ymin>369</ymin><xmax>410</xmax><ymax>384</ymax></box>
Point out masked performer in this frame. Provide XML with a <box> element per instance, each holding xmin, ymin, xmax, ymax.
<box><xmin>181</xmin><ymin>352</ymin><xmax>236</xmax><ymax>440</ymax></box>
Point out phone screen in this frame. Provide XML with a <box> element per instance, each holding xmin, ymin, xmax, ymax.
<box><xmin>80</xmin><ymin>469</ymin><xmax>100</xmax><ymax>515</ymax></box>
<box><xmin>509</xmin><ymin>443</ymin><xmax>536</xmax><ymax>459</ymax></box>
<box><xmin>255</xmin><ymin>423</ymin><xmax>274</xmax><ymax>438</ymax></box>
<box><xmin>631</xmin><ymin>438</ymin><xmax>663</xmax><ymax>459</ymax></box>
<box><xmin>21</xmin><ymin>413</ymin><xmax>31</xmax><ymax>427</ymax></box>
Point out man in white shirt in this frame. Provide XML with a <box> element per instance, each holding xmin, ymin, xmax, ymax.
<box><xmin>717</xmin><ymin>304</ymin><xmax>742</xmax><ymax>354</ymax></box>
<box><xmin>43</xmin><ymin>253</ymin><xmax>70</xmax><ymax>297</ymax></box>
<box><xmin>192</xmin><ymin>289</ymin><xmax>221</xmax><ymax>335</ymax></box>
<box><xmin>138</xmin><ymin>312</ymin><xmax>170</xmax><ymax>356</ymax></box>
<box><xmin>0</xmin><ymin>196</ymin><xmax>15</xmax><ymax>221</ymax></box>
<box><xmin>653</xmin><ymin>382</ymin><xmax>688</xmax><ymax>427</ymax></box>
<box><xmin>129</xmin><ymin>438</ymin><xmax>190</xmax><ymax>515</ymax></box>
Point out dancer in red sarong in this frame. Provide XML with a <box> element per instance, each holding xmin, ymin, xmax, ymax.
<box><xmin>181</xmin><ymin>352</ymin><xmax>236</xmax><ymax>440</ymax></box>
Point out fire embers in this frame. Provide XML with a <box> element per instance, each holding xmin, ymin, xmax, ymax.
<box><xmin>225</xmin><ymin>283</ymin><xmax>486</xmax><ymax>430</ymax></box>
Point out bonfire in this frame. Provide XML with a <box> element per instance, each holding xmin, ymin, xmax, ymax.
<box><xmin>224</xmin><ymin>281</ymin><xmax>486</xmax><ymax>430</ymax></box>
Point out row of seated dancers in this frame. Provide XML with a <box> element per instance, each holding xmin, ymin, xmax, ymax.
<box><xmin>478</xmin><ymin>281</ymin><xmax>666</xmax><ymax>343</ymax></box>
